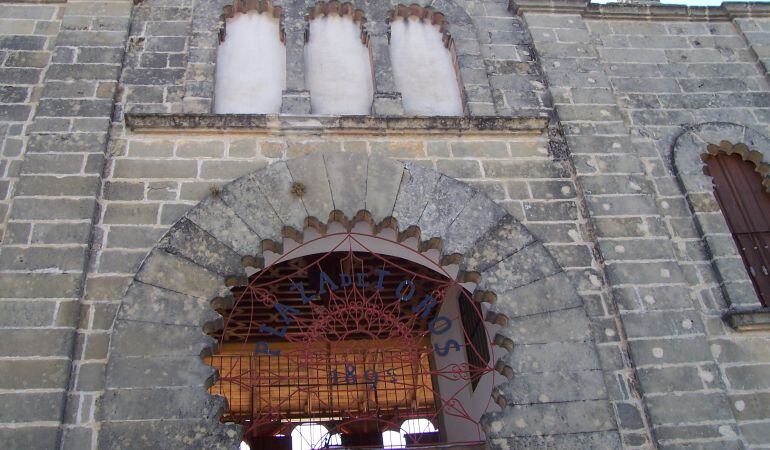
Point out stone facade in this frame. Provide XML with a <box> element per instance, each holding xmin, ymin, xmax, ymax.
<box><xmin>0</xmin><ymin>0</ymin><xmax>768</xmax><ymax>449</ymax></box>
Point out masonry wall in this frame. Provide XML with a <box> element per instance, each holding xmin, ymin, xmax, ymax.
<box><xmin>0</xmin><ymin>0</ymin><xmax>769</xmax><ymax>449</ymax></box>
<box><xmin>525</xmin><ymin>7</ymin><xmax>770</xmax><ymax>448</ymax></box>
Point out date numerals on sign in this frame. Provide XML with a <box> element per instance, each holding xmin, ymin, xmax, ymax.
<box><xmin>330</xmin><ymin>364</ymin><xmax>397</xmax><ymax>388</ymax></box>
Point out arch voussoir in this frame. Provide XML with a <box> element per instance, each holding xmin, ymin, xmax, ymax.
<box><xmin>285</xmin><ymin>152</ymin><xmax>334</xmax><ymax>219</ymax></box>
<box><xmin>393</xmin><ymin>160</ymin><xmax>441</xmax><ymax>229</ymax></box>
<box><xmin>219</xmin><ymin>173</ymin><xmax>283</xmax><ymax>243</ymax></box>
<box><xmin>185</xmin><ymin>196</ymin><xmax>263</xmax><ymax>256</ymax></box>
<box><xmin>492</xmin><ymin>271</ymin><xmax>584</xmax><ymax>319</ymax></box>
<box><xmin>324</xmin><ymin>152</ymin><xmax>368</xmax><ymax>218</ymax></box>
<box><xmin>463</xmin><ymin>214</ymin><xmax>536</xmax><ymax>273</ymax></box>
<box><xmin>118</xmin><ymin>281</ymin><xmax>221</xmax><ymax>329</ymax></box>
<box><xmin>444</xmin><ymin>190</ymin><xmax>507</xmax><ymax>255</ymax></box>
<box><xmin>135</xmin><ymin>249</ymin><xmax>230</xmax><ymax>301</ymax></box>
<box><xmin>99</xmin><ymin>419</ymin><xmax>241</xmax><ymax>450</ymax></box>
<box><xmin>477</xmin><ymin>242</ymin><xmax>561</xmax><ymax>293</ymax></box>
<box><xmin>250</xmin><ymin>160</ymin><xmax>307</xmax><ymax>230</ymax></box>
<box><xmin>418</xmin><ymin>174</ymin><xmax>475</xmax><ymax>239</ymax></box>
<box><xmin>158</xmin><ymin>218</ymin><xmax>245</xmax><ymax>277</ymax></box>
<box><xmin>365</xmin><ymin>155</ymin><xmax>405</xmax><ymax>220</ymax></box>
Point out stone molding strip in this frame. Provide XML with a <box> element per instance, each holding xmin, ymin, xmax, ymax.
<box><xmin>124</xmin><ymin>113</ymin><xmax>549</xmax><ymax>134</ymax></box>
<box><xmin>512</xmin><ymin>0</ymin><xmax>770</xmax><ymax>21</ymax></box>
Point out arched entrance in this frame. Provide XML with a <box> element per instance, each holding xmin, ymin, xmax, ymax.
<box><xmin>99</xmin><ymin>153</ymin><xmax>615</xmax><ymax>449</ymax></box>
<box><xmin>207</xmin><ymin>223</ymin><xmax>498</xmax><ymax>449</ymax></box>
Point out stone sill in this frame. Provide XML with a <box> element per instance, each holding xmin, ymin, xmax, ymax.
<box><xmin>723</xmin><ymin>306</ymin><xmax>770</xmax><ymax>332</ymax></box>
<box><xmin>124</xmin><ymin>113</ymin><xmax>549</xmax><ymax>136</ymax></box>
<box><xmin>512</xmin><ymin>0</ymin><xmax>770</xmax><ymax>21</ymax></box>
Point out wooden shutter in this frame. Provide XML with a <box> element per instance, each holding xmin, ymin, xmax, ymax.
<box><xmin>704</xmin><ymin>152</ymin><xmax>770</xmax><ymax>307</ymax></box>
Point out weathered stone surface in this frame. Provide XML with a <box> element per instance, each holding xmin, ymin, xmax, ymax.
<box><xmin>109</xmin><ymin>320</ymin><xmax>215</xmax><ymax>358</ymax></box>
<box><xmin>99</xmin><ymin>420</ymin><xmax>240</xmax><ymax>450</ymax></box>
<box><xmin>219</xmin><ymin>175</ymin><xmax>283</xmax><ymax>243</ymax></box>
<box><xmin>646</xmin><ymin>392</ymin><xmax>733</xmax><ymax>424</ymax></box>
<box><xmin>494</xmin><ymin>271</ymin><xmax>583</xmax><ymax>318</ymax></box>
<box><xmin>464</xmin><ymin>214</ymin><xmax>536</xmax><ymax>272</ymax></box>
<box><xmin>499</xmin><ymin>369</ymin><xmax>607</xmax><ymax>405</ymax></box>
<box><xmin>250</xmin><ymin>161</ymin><xmax>306</xmax><ymax>230</ymax></box>
<box><xmin>392</xmin><ymin>160</ymin><xmax>440</xmax><ymax>229</ymax></box>
<box><xmin>286</xmin><ymin>152</ymin><xmax>333</xmax><ymax>220</ymax></box>
<box><xmin>0</xmin><ymin>427</ymin><xmax>59</xmax><ymax>450</ymax></box>
<box><xmin>100</xmin><ymin>387</ymin><xmax>225</xmax><ymax>421</ymax></box>
<box><xmin>500</xmin><ymin>341</ymin><xmax>601</xmax><ymax>374</ymax></box>
<box><xmin>185</xmin><ymin>196</ymin><xmax>262</xmax><ymax>256</ymax></box>
<box><xmin>629</xmin><ymin>337</ymin><xmax>713</xmax><ymax>366</ymax></box>
<box><xmin>324</xmin><ymin>151</ymin><xmax>367</xmax><ymax>219</ymax></box>
<box><xmin>501</xmin><ymin>307</ymin><xmax>593</xmax><ymax>344</ymax></box>
<box><xmin>490</xmin><ymin>431</ymin><xmax>621</xmax><ymax>450</ymax></box>
<box><xmin>118</xmin><ymin>282</ymin><xmax>219</xmax><ymax>328</ymax></box>
<box><xmin>365</xmin><ymin>156</ymin><xmax>404</xmax><ymax>221</ymax></box>
<box><xmin>419</xmin><ymin>175</ymin><xmax>475</xmax><ymax>239</ymax></box>
<box><xmin>106</xmin><ymin>356</ymin><xmax>216</xmax><ymax>389</ymax></box>
<box><xmin>0</xmin><ymin>329</ymin><xmax>73</xmax><ymax>357</ymax></box>
<box><xmin>135</xmin><ymin>250</ymin><xmax>228</xmax><ymax>300</ymax></box>
<box><xmin>158</xmin><ymin>218</ymin><xmax>243</xmax><ymax>276</ymax></box>
<box><xmin>444</xmin><ymin>190</ymin><xmax>507</xmax><ymax>255</ymax></box>
<box><xmin>479</xmin><ymin>242</ymin><xmax>561</xmax><ymax>293</ymax></box>
<box><xmin>484</xmin><ymin>400</ymin><xmax>616</xmax><ymax>436</ymax></box>
<box><xmin>0</xmin><ymin>392</ymin><xmax>63</xmax><ymax>423</ymax></box>
<box><xmin>0</xmin><ymin>359</ymin><xmax>69</xmax><ymax>389</ymax></box>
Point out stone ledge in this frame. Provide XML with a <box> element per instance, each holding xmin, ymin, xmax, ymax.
<box><xmin>124</xmin><ymin>113</ymin><xmax>549</xmax><ymax>135</ymax></box>
<box><xmin>512</xmin><ymin>0</ymin><xmax>770</xmax><ymax>21</ymax></box>
<box><xmin>723</xmin><ymin>306</ymin><xmax>770</xmax><ymax>331</ymax></box>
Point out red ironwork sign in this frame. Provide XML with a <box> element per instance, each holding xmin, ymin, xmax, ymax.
<box><xmin>208</xmin><ymin>231</ymin><xmax>495</xmax><ymax>449</ymax></box>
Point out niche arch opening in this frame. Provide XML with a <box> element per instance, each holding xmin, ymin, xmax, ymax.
<box><xmin>388</xmin><ymin>5</ymin><xmax>464</xmax><ymax>116</ymax></box>
<box><xmin>215</xmin><ymin>1</ymin><xmax>286</xmax><ymax>114</ymax></box>
<box><xmin>304</xmin><ymin>2</ymin><xmax>374</xmax><ymax>115</ymax></box>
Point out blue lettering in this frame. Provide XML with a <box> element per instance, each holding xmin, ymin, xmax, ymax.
<box><xmin>395</xmin><ymin>279</ymin><xmax>415</xmax><ymax>302</ymax></box>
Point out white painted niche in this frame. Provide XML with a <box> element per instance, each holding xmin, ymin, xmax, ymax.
<box><xmin>305</xmin><ymin>15</ymin><xmax>374</xmax><ymax>115</ymax></box>
<box><xmin>215</xmin><ymin>12</ymin><xmax>286</xmax><ymax>114</ymax></box>
<box><xmin>390</xmin><ymin>17</ymin><xmax>464</xmax><ymax>116</ymax></box>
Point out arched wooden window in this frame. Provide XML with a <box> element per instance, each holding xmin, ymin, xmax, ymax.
<box><xmin>704</xmin><ymin>152</ymin><xmax>770</xmax><ymax>306</ymax></box>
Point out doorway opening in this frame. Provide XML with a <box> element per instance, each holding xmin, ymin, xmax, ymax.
<box><xmin>206</xmin><ymin>229</ymin><xmax>497</xmax><ymax>449</ymax></box>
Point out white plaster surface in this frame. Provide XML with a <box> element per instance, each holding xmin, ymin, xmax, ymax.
<box><xmin>305</xmin><ymin>15</ymin><xmax>373</xmax><ymax>115</ymax></box>
<box><xmin>215</xmin><ymin>12</ymin><xmax>286</xmax><ymax>114</ymax></box>
<box><xmin>390</xmin><ymin>17</ymin><xmax>463</xmax><ymax>116</ymax></box>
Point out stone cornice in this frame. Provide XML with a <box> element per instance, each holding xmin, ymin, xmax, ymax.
<box><xmin>124</xmin><ymin>113</ymin><xmax>549</xmax><ymax>135</ymax></box>
<box><xmin>511</xmin><ymin>0</ymin><xmax>770</xmax><ymax>21</ymax></box>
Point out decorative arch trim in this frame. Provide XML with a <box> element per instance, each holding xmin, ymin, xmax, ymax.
<box><xmin>672</xmin><ymin>122</ymin><xmax>770</xmax><ymax>313</ymax></box>
<box><xmin>99</xmin><ymin>153</ymin><xmax>617</xmax><ymax>448</ymax></box>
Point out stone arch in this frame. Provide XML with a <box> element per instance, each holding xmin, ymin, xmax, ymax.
<box><xmin>99</xmin><ymin>153</ymin><xmax>616</xmax><ymax>448</ymax></box>
<box><xmin>672</xmin><ymin>121</ymin><xmax>770</xmax><ymax>310</ymax></box>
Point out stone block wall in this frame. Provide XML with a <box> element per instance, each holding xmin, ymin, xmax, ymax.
<box><xmin>523</xmin><ymin>4</ymin><xmax>770</xmax><ymax>448</ymax></box>
<box><xmin>0</xmin><ymin>0</ymin><xmax>769</xmax><ymax>448</ymax></box>
<box><xmin>0</xmin><ymin>3</ymin><xmax>63</xmax><ymax>242</ymax></box>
